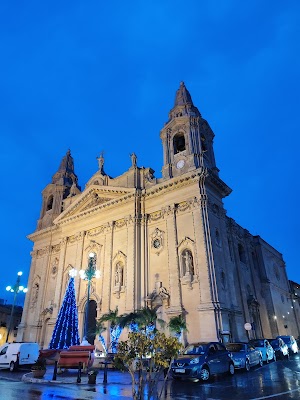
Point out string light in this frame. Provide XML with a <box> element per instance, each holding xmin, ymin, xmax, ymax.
<box><xmin>49</xmin><ymin>276</ymin><xmax>80</xmax><ymax>349</ymax></box>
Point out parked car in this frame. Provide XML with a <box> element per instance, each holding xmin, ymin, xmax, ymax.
<box><xmin>269</xmin><ymin>338</ymin><xmax>289</xmax><ymax>360</ymax></box>
<box><xmin>0</xmin><ymin>342</ymin><xmax>39</xmax><ymax>371</ymax></box>
<box><xmin>171</xmin><ymin>342</ymin><xmax>235</xmax><ymax>381</ymax></box>
<box><xmin>276</xmin><ymin>335</ymin><xmax>299</xmax><ymax>355</ymax></box>
<box><xmin>225</xmin><ymin>342</ymin><xmax>263</xmax><ymax>371</ymax></box>
<box><xmin>249</xmin><ymin>339</ymin><xmax>276</xmax><ymax>363</ymax></box>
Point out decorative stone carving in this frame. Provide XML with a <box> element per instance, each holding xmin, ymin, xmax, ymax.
<box><xmin>112</xmin><ymin>251</ymin><xmax>127</xmax><ymax>298</ymax></box>
<box><xmin>52</xmin><ymin>243</ymin><xmax>61</xmax><ymax>253</ymax></box>
<box><xmin>150</xmin><ymin>228</ymin><xmax>164</xmax><ymax>255</ymax></box>
<box><xmin>178</xmin><ymin>237</ymin><xmax>197</xmax><ymax>289</ymax></box>
<box><xmin>85</xmin><ymin>240</ymin><xmax>102</xmax><ymax>255</ymax></box>
<box><xmin>51</xmin><ymin>258</ymin><xmax>59</xmax><ymax>276</ymax></box>
<box><xmin>30</xmin><ymin>277</ymin><xmax>41</xmax><ymax>310</ymax></box>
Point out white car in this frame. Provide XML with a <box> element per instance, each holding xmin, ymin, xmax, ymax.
<box><xmin>249</xmin><ymin>339</ymin><xmax>276</xmax><ymax>363</ymax></box>
<box><xmin>277</xmin><ymin>335</ymin><xmax>299</xmax><ymax>355</ymax></box>
<box><xmin>0</xmin><ymin>342</ymin><xmax>39</xmax><ymax>371</ymax></box>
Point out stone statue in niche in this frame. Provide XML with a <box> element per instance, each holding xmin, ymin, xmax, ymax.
<box><xmin>182</xmin><ymin>249</ymin><xmax>194</xmax><ymax>276</ymax></box>
<box><xmin>30</xmin><ymin>283</ymin><xmax>39</xmax><ymax>309</ymax></box>
<box><xmin>114</xmin><ymin>262</ymin><xmax>123</xmax><ymax>288</ymax></box>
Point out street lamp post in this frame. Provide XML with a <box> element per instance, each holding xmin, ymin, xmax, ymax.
<box><xmin>79</xmin><ymin>252</ymin><xmax>100</xmax><ymax>343</ymax></box>
<box><xmin>6</xmin><ymin>271</ymin><xmax>27</xmax><ymax>343</ymax></box>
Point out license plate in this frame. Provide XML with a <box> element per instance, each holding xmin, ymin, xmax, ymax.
<box><xmin>175</xmin><ymin>368</ymin><xmax>185</xmax><ymax>373</ymax></box>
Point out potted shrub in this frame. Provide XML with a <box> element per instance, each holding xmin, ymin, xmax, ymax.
<box><xmin>87</xmin><ymin>369</ymin><xmax>98</xmax><ymax>384</ymax></box>
<box><xmin>31</xmin><ymin>357</ymin><xmax>46</xmax><ymax>378</ymax></box>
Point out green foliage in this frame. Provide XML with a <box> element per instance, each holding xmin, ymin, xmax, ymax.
<box><xmin>98</xmin><ymin>307</ymin><xmax>120</xmax><ymax>328</ymax></box>
<box><xmin>114</xmin><ymin>331</ymin><xmax>182</xmax><ymax>400</ymax></box>
<box><xmin>119</xmin><ymin>306</ymin><xmax>165</xmax><ymax>333</ymax></box>
<box><xmin>168</xmin><ymin>315</ymin><xmax>188</xmax><ymax>335</ymax></box>
<box><xmin>94</xmin><ymin>320</ymin><xmax>107</xmax><ymax>335</ymax></box>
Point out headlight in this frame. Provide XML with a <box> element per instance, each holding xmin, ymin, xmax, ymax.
<box><xmin>190</xmin><ymin>357</ymin><xmax>200</xmax><ymax>364</ymax></box>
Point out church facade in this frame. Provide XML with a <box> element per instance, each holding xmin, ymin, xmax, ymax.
<box><xmin>17</xmin><ymin>83</ymin><xmax>299</xmax><ymax>348</ymax></box>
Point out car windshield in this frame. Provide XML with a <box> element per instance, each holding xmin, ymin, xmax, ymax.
<box><xmin>250</xmin><ymin>340</ymin><xmax>264</xmax><ymax>347</ymax></box>
<box><xmin>184</xmin><ymin>344</ymin><xmax>207</xmax><ymax>355</ymax></box>
<box><xmin>280</xmin><ymin>337</ymin><xmax>291</xmax><ymax>344</ymax></box>
<box><xmin>226</xmin><ymin>344</ymin><xmax>245</xmax><ymax>352</ymax></box>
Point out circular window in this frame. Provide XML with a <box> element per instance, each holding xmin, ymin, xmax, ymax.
<box><xmin>153</xmin><ymin>239</ymin><xmax>161</xmax><ymax>249</ymax></box>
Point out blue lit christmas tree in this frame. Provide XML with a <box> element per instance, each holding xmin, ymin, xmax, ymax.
<box><xmin>49</xmin><ymin>275</ymin><xmax>80</xmax><ymax>349</ymax></box>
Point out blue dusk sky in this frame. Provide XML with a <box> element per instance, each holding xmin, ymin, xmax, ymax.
<box><xmin>0</xmin><ymin>1</ymin><xmax>299</xmax><ymax>304</ymax></box>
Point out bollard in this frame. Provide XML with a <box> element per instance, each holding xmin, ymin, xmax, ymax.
<box><xmin>52</xmin><ymin>361</ymin><xmax>58</xmax><ymax>381</ymax></box>
<box><xmin>77</xmin><ymin>362</ymin><xmax>82</xmax><ymax>383</ymax></box>
<box><xmin>103</xmin><ymin>361</ymin><xmax>108</xmax><ymax>384</ymax></box>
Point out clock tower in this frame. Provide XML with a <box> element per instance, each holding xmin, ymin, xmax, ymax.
<box><xmin>160</xmin><ymin>82</ymin><xmax>219</xmax><ymax>179</ymax></box>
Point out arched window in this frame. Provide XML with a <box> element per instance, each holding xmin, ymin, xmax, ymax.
<box><xmin>215</xmin><ymin>229</ymin><xmax>221</xmax><ymax>246</ymax></box>
<box><xmin>238</xmin><ymin>244</ymin><xmax>246</xmax><ymax>263</ymax></box>
<box><xmin>181</xmin><ymin>249</ymin><xmax>194</xmax><ymax>276</ymax></box>
<box><xmin>201</xmin><ymin>135</ymin><xmax>207</xmax><ymax>152</ymax></box>
<box><xmin>173</xmin><ymin>133</ymin><xmax>186</xmax><ymax>154</ymax></box>
<box><xmin>46</xmin><ymin>195</ymin><xmax>54</xmax><ymax>211</ymax></box>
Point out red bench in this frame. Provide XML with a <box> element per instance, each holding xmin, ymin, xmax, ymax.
<box><xmin>57</xmin><ymin>345</ymin><xmax>95</xmax><ymax>372</ymax></box>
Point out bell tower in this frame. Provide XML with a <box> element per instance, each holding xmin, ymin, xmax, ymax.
<box><xmin>161</xmin><ymin>82</ymin><xmax>219</xmax><ymax>179</ymax></box>
<box><xmin>37</xmin><ymin>150</ymin><xmax>81</xmax><ymax>230</ymax></box>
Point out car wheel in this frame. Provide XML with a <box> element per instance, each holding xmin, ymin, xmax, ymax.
<box><xmin>266</xmin><ymin>354</ymin><xmax>269</xmax><ymax>364</ymax></box>
<box><xmin>200</xmin><ymin>366</ymin><xmax>210</xmax><ymax>381</ymax></box>
<box><xmin>9</xmin><ymin>361</ymin><xmax>16</xmax><ymax>372</ymax></box>
<box><xmin>259</xmin><ymin>356</ymin><xmax>263</xmax><ymax>367</ymax></box>
<box><xmin>245</xmin><ymin>359</ymin><xmax>250</xmax><ymax>372</ymax></box>
<box><xmin>228</xmin><ymin>363</ymin><xmax>235</xmax><ymax>376</ymax></box>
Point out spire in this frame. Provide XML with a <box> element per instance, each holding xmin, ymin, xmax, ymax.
<box><xmin>51</xmin><ymin>150</ymin><xmax>80</xmax><ymax>188</ymax></box>
<box><xmin>174</xmin><ymin>81</ymin><xmax>194</xmax><ymax>107</ymax></box>
<box><xmin>168</xmin><ymin>82</ymin><xmax>201</xmax><ymax>121</ymax></box>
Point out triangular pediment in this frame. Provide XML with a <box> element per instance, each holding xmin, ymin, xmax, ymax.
<box><xmin>54</xmin><ymin>185</ymin><xmax>135</xmax><ymax>225</ymax></box>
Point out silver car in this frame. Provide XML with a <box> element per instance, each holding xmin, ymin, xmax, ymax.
<box><xmin>249</xmin><ymin>339</ymin><xmax>276</xmax><ymax>363</ymax></box>
<box><xmin>225</xmin><ymin>343</ymin><xmax>263</xmax><ymax>371</ymax></box>
<box><xmin>276</xmin><ymin>335</ymin><xmax>299</xmax><ymax>355</ymax></box>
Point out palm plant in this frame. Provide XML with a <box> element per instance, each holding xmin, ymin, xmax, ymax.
<box><xmin>119</xmin><ymin>306</ymin><xmax>165</xmax><ymax>336</ymax></box>
<box><xmin>95</xmin><ymin>320</ymin><xmax>107</xmax><ymax>354</ymax></box>
<box><xmin>98</xmin><ymin>307</ymin><xmax>122</xmax><ymax>353</ymax></box>
<box><xmin>168</xmin><ymin>314</ymin><xmax>188</xmax><ymax>342</ymax></box>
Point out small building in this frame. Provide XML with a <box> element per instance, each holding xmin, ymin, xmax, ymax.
<box><xmin>0</xmin><ymin>302</ymin><xmax>23</xmax><ymax>345</ymax></box>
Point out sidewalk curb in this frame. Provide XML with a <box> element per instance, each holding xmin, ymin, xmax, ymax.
<box><xmin>22</xmin><ymin>372</ymin><xmax>82</xmax><ymax>384</ymax></box>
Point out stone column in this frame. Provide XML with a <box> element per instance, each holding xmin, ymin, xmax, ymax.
<box><xmin>101</xmin><ymin>222</ymin><xmax>114</xmax><ymax>314</ymax></box>
<box><xmin>52</xmin><ymin>237</ymin><xmax>68</xmax><ymax>318</ymax></box>
<box><xmin>165</xmin><ymin>204</ymin><xmax>182</xmax><ymax>314</ymax></box>
<box><xmin>17</xmin><ymin>250</ymin><xmax>37</xmax><ymax>342</ymax></box>
<box><xmin>126</xmin><ymin>215</ymin><xmax>136</xmax><ymax>311</ymax></box>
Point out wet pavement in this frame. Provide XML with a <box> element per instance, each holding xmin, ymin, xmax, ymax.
<box><xmin>0</xmin><ymin>354</ymin><xmax>300</xmax><ymax>399</ymax></box>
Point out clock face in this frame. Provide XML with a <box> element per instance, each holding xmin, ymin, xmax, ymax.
<box><xmin>176</xmin><ymin>160</ymin><xmax>185</xmax><ymax>169</ymax></box>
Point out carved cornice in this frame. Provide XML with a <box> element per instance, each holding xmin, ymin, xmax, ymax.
<box><xmin>27</xmin><ymin>225</ymin><xmax>59</xmax><ymax>242</ymax></box>
<box><xmin>68</xmin><ymin>231</ymin><xmax>85</xmax><ymax>243</ymax></box>
<box><xmin>206</xmin><ymin>172</ymin><xmax>232</xmax><ymax>198</ymax></box>
<box><xmin>143</xmin><ymin>170</ymin><xmax>207</xmax><ymax>200</ymax></box>
<box><xmin>54</xmin><ymin>186</ymin><xmax>135</xmax><ymax>226</ymax></box>
<box><xmin>86</xmin><ymin>222</ymin><xmax>114</xmax><ymax>238</ymax></box>
<box><xmin>148</xmin><ymin>197</ymin><xmax>200</xmax><ymax>223</ymax></box>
